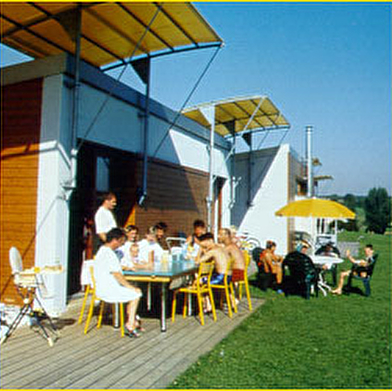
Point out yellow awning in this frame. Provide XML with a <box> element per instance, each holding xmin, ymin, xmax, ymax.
<box><xmin>1</xmin><ymin>2</ymin><xmax>223</xmax><ymax>68</ymax></box>
<box><xmin>182</xmin><ymin>95</ymin><xmax>290</xmax><ymax>137</ymax></box>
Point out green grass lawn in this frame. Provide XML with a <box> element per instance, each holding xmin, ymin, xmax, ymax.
<box><xmin>169</xmin><ymin>232</ymin><xmax>391</xmax><ymax>389</ymax></box>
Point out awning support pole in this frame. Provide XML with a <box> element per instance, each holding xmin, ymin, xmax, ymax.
<box><xmin>207</xmin><ymin>105</ymin><xmax>216</xmax><ymax>231</ymax></box>
<box><xmin>69</xmin><ymin>6</ymin><xmax>82</xmax><ymax>193</ymax></box>
<box><xmin>247</xmin><ymin>132</ymin><xmax>253</xmax><ymax>207</ymax></box>
<box><xmin>231</xmin><ymin>133</ymin><xmax>236</xmax><ymax>209</ymax></box>
<box><xmin>139</xmin><ymin>59</ymin><xmax>151</xmax><ymax>206</ymax></box>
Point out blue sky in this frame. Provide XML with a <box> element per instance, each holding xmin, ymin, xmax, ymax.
<box><xmin>1</xmin><ymin>2</ymin><xmax>390</xmax><ymax>196</ymax></box>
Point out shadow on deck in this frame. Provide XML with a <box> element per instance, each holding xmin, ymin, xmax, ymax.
<box><xmin>0</xmin><ymin>295</ymin><xmax>264</xmax><ymax>389</ymax></box>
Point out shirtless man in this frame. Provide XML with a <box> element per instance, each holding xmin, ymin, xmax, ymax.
<box><xmin>260</xmin><ymin>241</ymin><xmax>284</xmax><ymax>284</ymax></box>
<box><xmin>197</xmin><ymin>232</ymin><xmax>232</xmax><ymax>284</ymax></box>
<box><xmin>218</xmin><ymin>228</ymin><xmax>245</xmax><ymax>283</ymax></box>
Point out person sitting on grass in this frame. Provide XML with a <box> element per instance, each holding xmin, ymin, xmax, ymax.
<box><xmin>259</xmin><ymin>240</ymin><xmax>284</xmax><ymax>293</ymax></box>
<box><xmin>318</xmin><ymin>242</ymin><xmax>338</xmax><ymax>258</ymax></box>
<box><xmin>94</xmin><ymin>228</ymin><xmax>143</xmax><ymax>337</ymax></box>
<box><xmin>331</xmin><ymin>244</ymin><xmax>376</xmax><ymax>295</ymax></box>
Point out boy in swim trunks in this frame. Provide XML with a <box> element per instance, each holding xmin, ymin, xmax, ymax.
<box><xmin>218</xmin><ymin>228</ymin><xmax>245</xmax><ymax>283</ymax></box>
<box><xmin>197</xmin><ymin>232</ymin><xmax>231</xmax><ymax>284</ymax></box>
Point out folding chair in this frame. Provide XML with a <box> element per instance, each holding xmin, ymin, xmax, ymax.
<box><xmin>237</xmin><ymin>251</ymin><xmax>253</xmax><ymax>311</ymax></box>
<box><xmin>84</xmin><ymin>266</ymin><xmax>125</xmax><ymax>337</ymax></box>
<box><xmin>171</xmin><ymin>261</ymin><xmax>217</xmax><ymax>326</ymax></box>
<box><xmin>0</xmin><ymin>247</ymin><xmax>59</xmax><ymax>346</ymax></box>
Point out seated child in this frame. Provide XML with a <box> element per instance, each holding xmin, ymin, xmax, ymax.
<box><xmin>121</xmin><ymin>243</ymin><xmax>153</xmax><ymax>271</ymax></box>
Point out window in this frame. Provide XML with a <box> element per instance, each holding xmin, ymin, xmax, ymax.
<box><xmin>96</xmin><ymin>157</ymin><xmax>110</xmax><ymax>192</ymax></box>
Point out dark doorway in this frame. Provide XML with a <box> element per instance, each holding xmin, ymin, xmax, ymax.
<box><xmin>215</xmin><ymin>177</ymin><xmax>226</xmax><ymax>231</ymax></box>
<box><xmin>67</xmin><ymin>141</ymin><xmax>138</xmax><ymax>297</ymax></box>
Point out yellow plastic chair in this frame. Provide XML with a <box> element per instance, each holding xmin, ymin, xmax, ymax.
<box><xmin>84</xmin><ymin>266</ymin><xmax>125</xmax><ymax>337</ymax></box>
<box><xmin>78</xmin><ymin>259</ymin><xmax>95</xmax><ymax>325</ymax></box>
<box><xmin>210</xmin><ymin>259</ymin><xmax>237</xmax><ymax>318</ymax></box>
<box><xmin>238</xmin><ymin>250</ymin><xmax>253</xmax><ymax>311</ymax></box>
<box><xmin>171</xmin><ymin>261</ymin><xmax>217</xmax><ymax>326</ymax></box>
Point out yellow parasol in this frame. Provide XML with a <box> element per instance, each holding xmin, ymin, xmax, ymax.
<box><xmin>275</xmin><ymin>198</ymin><xmax>356</xmax><ymax>219</ymax></box>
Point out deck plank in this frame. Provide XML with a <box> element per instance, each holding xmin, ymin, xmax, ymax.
<box><xmin>1</xmin><ymin>296</ymin><xmax>264</xmax><ymax>389</ymax></box>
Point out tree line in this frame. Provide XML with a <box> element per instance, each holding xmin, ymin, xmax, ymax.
<box><xmin>327</xmin><ymin>188</ymin><xmax>391</xmax><ymax>234</ymax></box>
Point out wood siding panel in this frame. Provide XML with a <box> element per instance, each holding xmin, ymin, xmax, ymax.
<box><xmin>135</xmin><ymin>159</ymin><xmax>209</xmax><ymax>238</ymax></box>
<box><xmin>1</xmin><ymin>79</ymin><xmax>42</xmax><ymax>304</ymax></box>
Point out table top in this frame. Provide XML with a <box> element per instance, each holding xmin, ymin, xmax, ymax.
<box><xmin>123</xmin><ymin>259</ymin><xmax>198</xmax><ymax>279</ymax></box>
<box><xmin>312</xmin><ymin>255</ymin><xmax>344</xmax><ymax>265</ymax></box>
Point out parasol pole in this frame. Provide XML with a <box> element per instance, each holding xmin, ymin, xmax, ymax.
<box><xmin>306</xmin><ymin>125</ymin><xmax>313</xmax><ymax>198</ymax></box>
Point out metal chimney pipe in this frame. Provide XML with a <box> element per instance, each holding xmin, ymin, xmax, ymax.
<box><xmin>306</xmin><ymin>126</ymin><xmax>313</xmax><ymax>198</ymax></box>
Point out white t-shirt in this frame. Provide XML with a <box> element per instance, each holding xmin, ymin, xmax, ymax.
<box><xmin>138</xmin><ymin>239</ymin><xmax>164</xmax><ymax>262</ymax></box>
<box><xmin>93</xmin><ymin>246</ymin><xmax>141</xmax><ymax>303</ymax></box>
<box><xmin>94</xmin><ymin>206</ymin><xmax>117</xmax><ymax>235</ymax></box>
<box><xmin>118</xmin><ymin>241</ymin><xmax>139</xmax><ymax>268</ymax></box>
<box><xmin>183</xmin><ymin>242</ymin><xmax>200</xmax><ymax>260</ymax></box>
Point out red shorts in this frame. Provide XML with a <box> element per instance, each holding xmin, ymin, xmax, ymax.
<box><xmin>232</xmin><ymin>269</ymin><xmax>245</xmax><ymax>282</ymax></box>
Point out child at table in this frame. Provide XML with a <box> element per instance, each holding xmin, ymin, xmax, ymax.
<box><xmin>121</xmin><ymin>243</ymin><xmax>153</xmax><ymax>271</ymax></box>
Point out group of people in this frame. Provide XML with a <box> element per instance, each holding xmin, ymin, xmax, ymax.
<box><xmin>257</xmin><ymin>236</ymin><xmax>376</xmax><ymax>297</ymax></box>
<box><xmin>91</xmin><ymin>192</ymin><xmax>376</xmax><ymax>337</ymax></box>
<box><xmin>91</xmin><ymin>192</ymin><xmax>248</xmax><ymax>337</ymax></box>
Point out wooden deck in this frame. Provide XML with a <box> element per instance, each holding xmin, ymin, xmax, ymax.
<box><xmin>0</xmin><ymin>295</ymin><xmax>264</xmax><ymax>389</ymax></box>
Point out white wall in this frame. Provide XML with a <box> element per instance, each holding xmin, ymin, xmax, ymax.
<box><xmin>232</xmin><ymin>144</ymin><xmax>291</xmax><ymax>254</ymax></box>
<box><xmin>34</xmin><ymin>74</ymin><xmax>71</xmax><ymax>316</ymax></box>
<box><xmin>76</xmin><ymin>83</ymin><xmax>229</xmax><ymax>179</ymax></box>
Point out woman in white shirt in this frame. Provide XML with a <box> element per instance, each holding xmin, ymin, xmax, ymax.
<box><xmin>94</xmin><ymin>228</ymin><xmax>142</xmax><ymax>337</ymax></box>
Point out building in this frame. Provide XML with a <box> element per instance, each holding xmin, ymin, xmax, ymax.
<box><xmin>1</xmin><ymin>53</ymin><xmax>233</xmax><ymax>314</ymax></box>
<box><xmin>1</xmin><ymin>3</ymin><xmax>309</xmax><ymax>315</ymax></box>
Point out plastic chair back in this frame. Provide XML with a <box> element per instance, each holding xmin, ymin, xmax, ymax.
<box><xmin>243</xmin><ymin>250</ymin><xmax>251</xmax><ymax>269</ymax></box>
<box><xmin>353</xmin><ymin>254</ymin><xmax>378</xmax><ymax>279</ymax></box>
<box><xmin>89</xmin><ymin>266</ymin><xmax>97</xmax><ymax>292</ymax></box>
<box><xmin>224</xmin><ymin>257</ymin><xmax>234</xmax><ymax>284</ymax></box>
<box><xmin>9</xmin><ymin>247</ymin><xmax>23</xmax><ymax>274</ymax></box>
<box><xmin>170</xmin><ymin>247</ymin><xmax>183</xmax><ymax>256</ymax></box>
<box><xmin>366</xmin><ymin>254</ymin><xmax>378</xmax><ymax>277</ymax></box>
<box><xmin>80</xmin><ymin>260</ymin><xmax>94</xmax><ymax>287</ymax></box>
<box><xmin>197</xmin><ymin>261</ymin><xmax>215</xmax><ymax>288</ymax></box>
<box><xmin>166</xmin><ymin>237</ymin><xmax>186</xmax><ymax>250</ymax></box>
